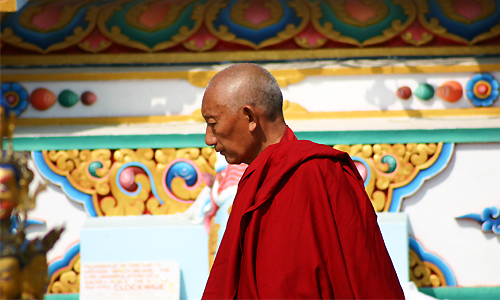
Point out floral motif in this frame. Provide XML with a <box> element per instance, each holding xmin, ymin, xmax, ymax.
<box><xmin>0</xmin><ymin>82</ymin><xmax>29</xmax><ymax>116</ymax></box>
<box><xmin>465</xmin><ymin>73</ymin><xmax>499</xmax><ymax>107</ymax></box>
<box><xmin>456</xmin><ymin>206</ymin><xmax>500</xmax><ymax>234</ymax></box>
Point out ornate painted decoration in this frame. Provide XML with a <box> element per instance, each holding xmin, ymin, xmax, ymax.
<box><xmin>0</xmin><ymin>82</ymin><xmax>28</xmax><ymax>116</ymax></box>
<box><xmin>1</xmin><ymin>0</ymin><xmax>105</xmax><ymax>53</ymax></box>
<box><xmin>333</xmin><ymin>142</ymin><xmax>454</xmax><ymax>212</ymax></box>
<box><xmin>2</xmin><ymin>83</ymin><xmax>97</xmax><ymax>114</ymax></box>
<box><xmin>310</xmin><ymin>0</ymin><xmax>416</xmax><ymax>47</ymax></box>
<box><xmin>97</xmin><ymin>0</ymin><xmax>208</xmax><ymax>52</ymax></box>
<box><xmin>206</xmin><ymin>0</ymin><xmax>309</xmax><ymax>49</ymax></box>
<box><xmin>456</xmin><ymin>206</ymin><xmax>500</xmax><ymax>234</ymax></box>
<box><xmin>47</xmin><ymin>243</ymin><xmax>81</xmax><ymax>294</ymax></box>
<box><xmin>465</xmin><ymin>73</ymin><xmax>499</xmax><ymax>107</ymax></box>
<box><xmin>2</xmin><ymin>0</ymin><xmax>500</xmax><ymax>65</ymax></box>
<box><xmin>417</xmin><ymin>0</ymin><xmax>500</xmax><ymax>45</ymax></box>
<box><xmin>409</xmin><ymin>237</ymin><xmax>456</xmax><ymax>287</ymax></box>
<box><xmin>32</xmin><ymin>148</ymin><xmax>217</xmax><ymax>217</ymax></box>
<box><xmin>33</xmin><ymin>143</ymin><xmax>453</xmax><ymax>217</ymax></box>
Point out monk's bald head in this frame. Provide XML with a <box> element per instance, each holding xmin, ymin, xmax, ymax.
<box><xmin>206</xmin><ymin>63</ymin><xmax>283</xmax><ymax>122</ymax></box>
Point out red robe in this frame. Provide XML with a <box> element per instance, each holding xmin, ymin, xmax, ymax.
<box><xmin>203</xmin><ymin>127</ymin><xmax>405</xmax><ymax>299</ymax></box>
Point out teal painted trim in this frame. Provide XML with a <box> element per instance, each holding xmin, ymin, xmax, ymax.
<box><xmin>10</xmin><ymin>134</ymin><xmax>207</xmax><ymax>151</ymax></box>
<box><xmin>419</xmin><ymin>286</ymin><xmax>500</xmax><ymax>300</ymax></box>
<box><xmin>9</xmin><ymin>128</ymin><xmax>500</xmax><ymax>151</ymax></box>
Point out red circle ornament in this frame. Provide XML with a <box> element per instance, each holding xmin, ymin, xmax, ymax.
<box><xmin>81</xmin><ymin>91</ymin><xmax>97</xmax><ymax>106</ymax></box>
<box><xmin>396</xmin><ymin>86</ymin><xmax>412</xmax><ymax>100</ymax></box>
<box><xmin>31</xmin><ymin>88</ymin><xmax>56</xmax><ymax>111</ymax></box>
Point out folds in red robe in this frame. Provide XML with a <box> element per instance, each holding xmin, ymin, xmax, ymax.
<box><xmin>203</xmin><ymin>127</ymin><xmax>405</xmax><ymax>299</ymax></box>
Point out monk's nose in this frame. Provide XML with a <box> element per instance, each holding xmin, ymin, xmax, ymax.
<box><xmin>205</xmin><ymin>125</ymin><xmax>217</xmax><ymax>147</ymax></box>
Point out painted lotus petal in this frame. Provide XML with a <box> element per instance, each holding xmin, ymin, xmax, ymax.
<box><xmin>482</xmin><ymin>73</ymin><xmax>493</xmax><ymax>81</ymax></box>
<box><xmin>12</xmin><ymin>83</ymin><xmax>22</xmax><ymax>92</ymax></box>
<box><xmin>465</xmin><ymin>80</ymin><xmax>476</xmax><ymax>90</ymax></box>
<box><xmin>471</xmin><ymin>74</ymin><xmax>482</xmax><ymax>82</ymax></box>
<box><xmin>1</xmin><ymin>83</ymin><xmax>10</xmax><ymax>91</ymax></box>
<box><xmin>18</xmin><ymin>100</ymin><xmax>28</xmax><ymax>110</ymax></box>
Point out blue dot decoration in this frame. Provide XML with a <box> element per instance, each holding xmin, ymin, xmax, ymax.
<box><xmin>166</xmin><ymin>161</ymin><xmax>198</xmax><ymax>190</ymax></box>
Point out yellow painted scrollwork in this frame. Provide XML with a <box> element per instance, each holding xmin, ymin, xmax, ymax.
<box><xmin>47</xmin><ymin>255</ymin><xmax>81</xmax><ymax>294</ymax></box>
<box><xmin>333</xmin><ymin>142</ymin><xmax>442</xmax><ymax>212</ymax></box>
<box><xmin>410</xmin><ymin>249</ymin><xmax>447</xmax><ymax>287</ymax></box>
<box><xmin>42</xmin><ymin>147</ymin><xmax>217</xmax><ymax>217</ymax></box>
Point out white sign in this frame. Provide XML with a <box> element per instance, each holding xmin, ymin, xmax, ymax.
<box><xmin>80</xmin><ymin>261</ymin><xmax>180</xmax><ymax>300</ymax></box>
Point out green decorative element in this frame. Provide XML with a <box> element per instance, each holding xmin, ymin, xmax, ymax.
<box><xmin>88</xmin><ymin>161</ymin><xmax>104</xmax><ymax>178</ymax></box>
<box><xmin>381</xmin><ymin>155</ymin><xmax>397</xmax><ymax>173</ymax></box>
<box><xmin>315</xmin><ymin>0</ymin><xmax>412</xmax><ymax>44</ymax></box>
<box><xmin>105</xmin><ymin>0</ymin><xmax>202</xmax><ymax>49</ymax></box>
<box><xmin>6</xmin><ymin>128</ymin><xmax>500</xmax><ymax>151</ymax></box>
<box><xmin>415</xmin><ymin>83</ymin><xmax>435</xmax><ymax>100</ymax></box>
<box><xmin>58</xmin><ymin>90</ymin><xmax>79</xmax><ymax>107</ymax></box>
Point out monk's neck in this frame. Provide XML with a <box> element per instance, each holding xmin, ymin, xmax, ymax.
<box><xmin>246</xmin><ymin>121</ymin><xmax>287</xmax><ymax>164</ymax></box>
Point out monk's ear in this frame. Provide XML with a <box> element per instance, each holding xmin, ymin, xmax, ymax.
<box><xmin>242</xmin><ymin>105</ymin><xmax>258</xmax><ymax>132</ymax></box>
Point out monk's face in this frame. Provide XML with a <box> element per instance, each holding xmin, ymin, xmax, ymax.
<box><xmin>0</xmin><ymin>167</ymin><xmax>19</xmax><ymax>221</ymax></box>
<box><xmin>202</xmin><ymin>83</ymin><xmax>257</xmax><ymax>164</ymax></box>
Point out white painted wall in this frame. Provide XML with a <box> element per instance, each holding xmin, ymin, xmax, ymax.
<box><xmin>402</xmin><ymin>143</ymin><xmax>500</xmax><ymax>286</ymax></box>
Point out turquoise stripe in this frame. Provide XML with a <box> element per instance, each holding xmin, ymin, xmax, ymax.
<box><xmin>419</xmin><ymin>286</ymin><xmax>500</xmax><ymax>300</ymax></box>
<box><xmin>8</xmin><ymin>128</ymin><xmax>500</xmax><ymax>151</ymax></box>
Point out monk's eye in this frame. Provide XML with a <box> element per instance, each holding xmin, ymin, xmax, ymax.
<box><xmin>0</xmin><ymin>184</ymin><xmax>7</xmax><ymax>193</ymax></box>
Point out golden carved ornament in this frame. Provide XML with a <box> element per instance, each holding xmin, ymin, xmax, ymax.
<box><xmin>333</xmin><ymin>142</ymin><xmax>442</xmax><ymax>212</ymax></box>
<box><xmin>77</xmin><ymin>31</ymin><xmax>113</xmax><ymax>53</ymax></box>
<box><xmin>47</xmin><ymin>254</ymin><xmax>81</xmax><ymax>294</ymax></box>
<box><xmin>182</xmin><ymin>37</ymin><xmax>218</xmax><ymax>52</ymax></box>
<box><xmin>410</xmin><ymin>249</ymin><xmax>447</xmax><ymax>287</ymax></box>
<box><xmin>401</xmin><ymin>30</ymin><xmax>434</xmax><ymax>46</ymax></box>
<box><xmin>310</xmin><ymin>0</ymin><xmax>416</xmax><ymax>47</ymax></box>
<box><xmin>1</xmin><ymin>1</ymin><xmax>104</xmax><ymax>53</ymax></box>
<box><xmin>43</xmin><ymin>147</ymin><xmax>216</xmax><ymax>217</ymax></box>
<box><xmin>293</xmin><ymin>34</ymin><xmax>327</xmax><ymax>49</ymax></box>
<box><xmin>416</xmin><ymin>0</ymin><xmax>500</xmax><ymax>45</ymax></box>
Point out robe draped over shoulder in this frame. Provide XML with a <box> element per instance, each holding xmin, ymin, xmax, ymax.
<box><xmin>203</xmin><ymin>127</ymin><xmax>405</xmax><ymax>300</ymax></box>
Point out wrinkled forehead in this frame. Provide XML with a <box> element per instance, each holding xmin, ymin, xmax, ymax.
<box><xmin>202</xmin><ymin>85</ymin><xmax>235</xmax><ymax>115</ymax></box>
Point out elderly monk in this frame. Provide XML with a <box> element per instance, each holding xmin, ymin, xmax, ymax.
<box><xmin>201</xmin><ymin>63</ymin><xmax>405</xmax><ymax>300</ymax></box>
